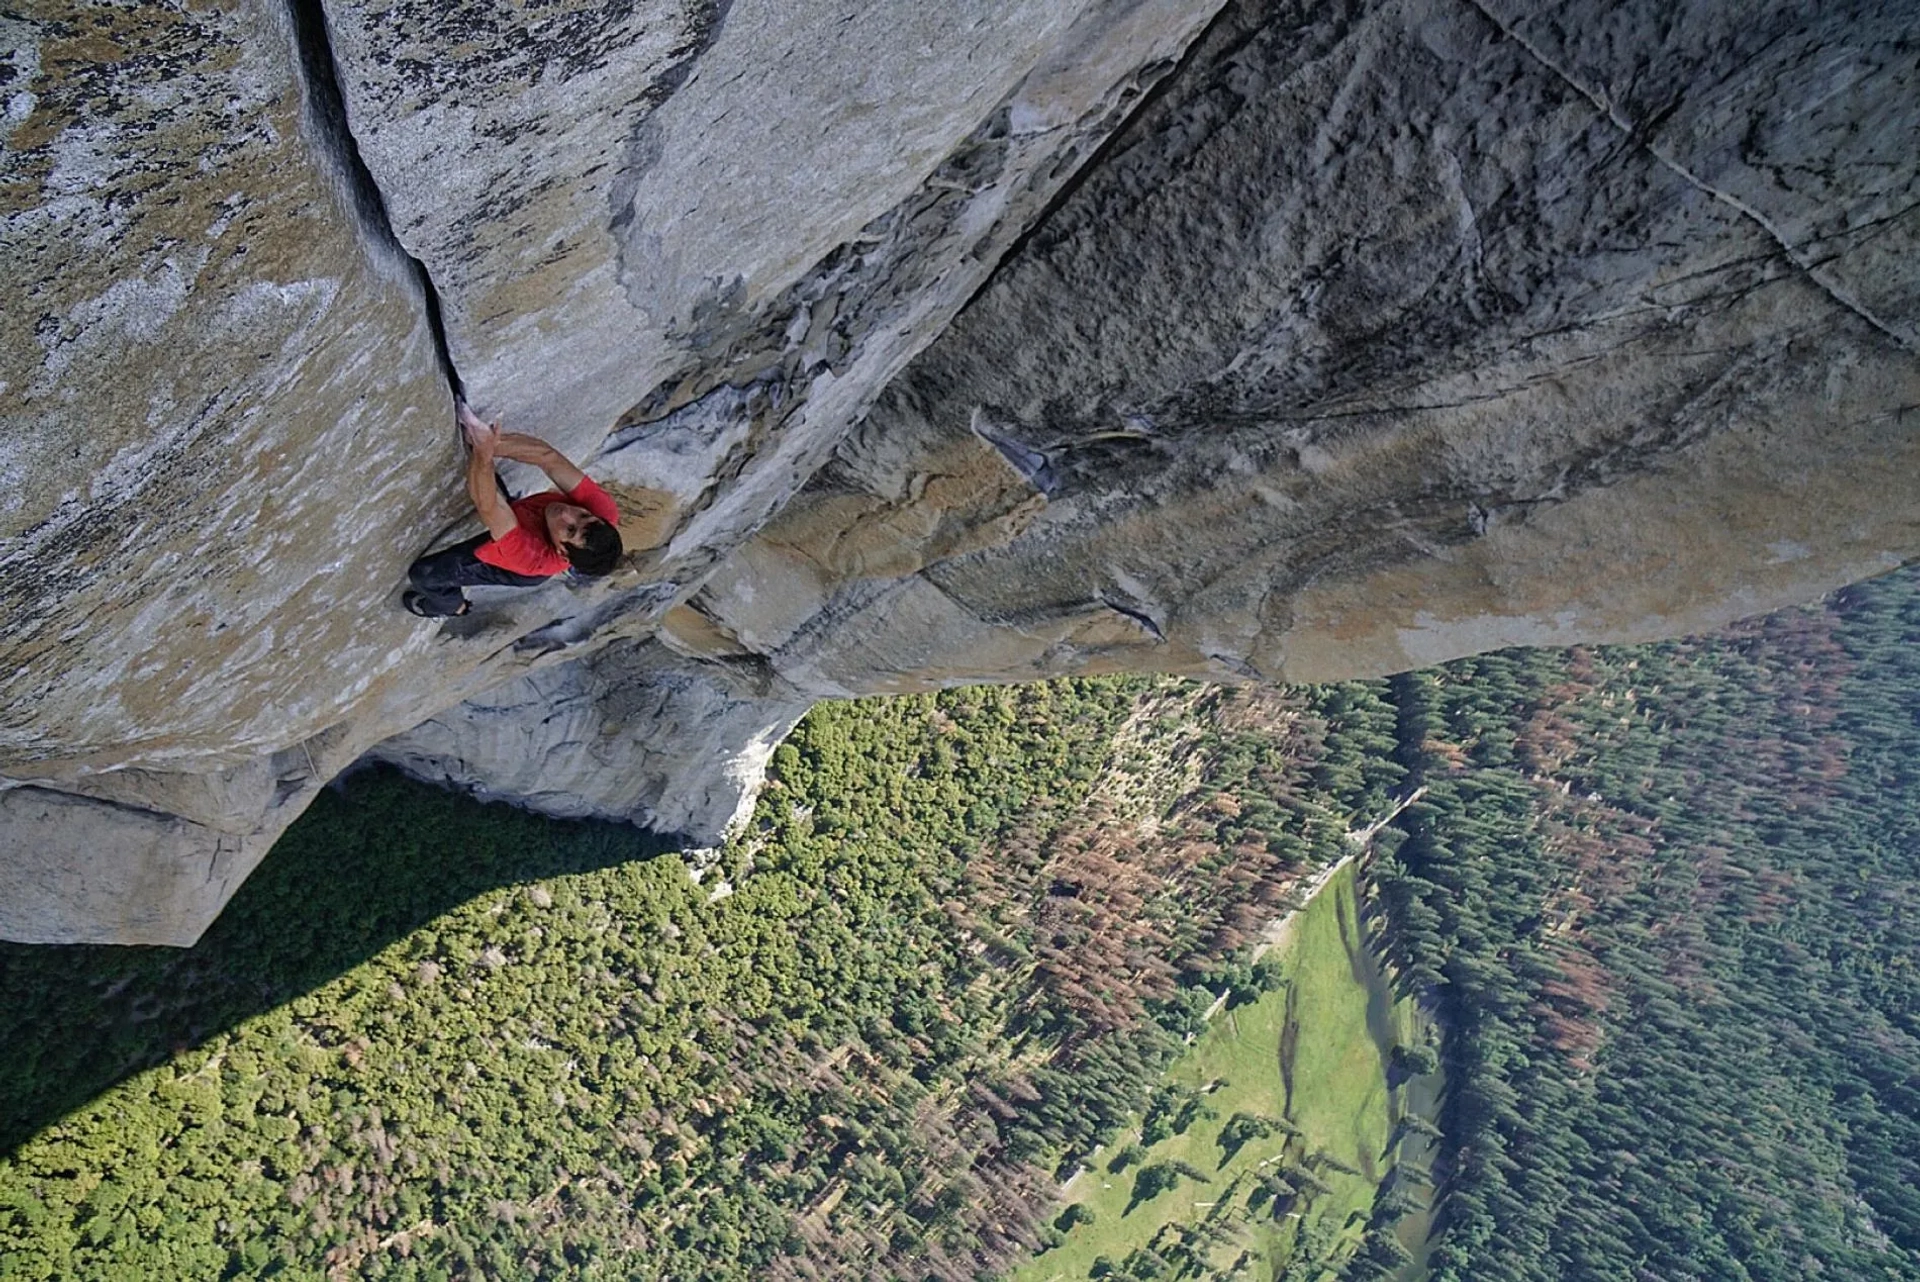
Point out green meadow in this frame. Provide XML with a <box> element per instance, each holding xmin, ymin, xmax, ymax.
<box><xmin>1009</xmin><ymin>864</ymin><xmax>1438</xmax><ymax>1282</ymax></box>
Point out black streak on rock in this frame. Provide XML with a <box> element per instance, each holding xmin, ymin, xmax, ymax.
<box><xmin>1101</xmin><ymin>597</ymin><xmax>1166</xmax><ymax>642</ymax></box>
<box><xmin>608</xmin><ymin>0</ymin><xmax>735</xmax><ymax>241</ymax></box>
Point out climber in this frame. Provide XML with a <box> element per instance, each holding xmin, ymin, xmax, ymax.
<box><xmin>402</xmin><ymin>404</ymin><xmax>623</xmax><ymax>618</ymax></box>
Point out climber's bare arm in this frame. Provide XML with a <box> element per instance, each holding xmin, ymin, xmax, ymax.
<box><xmin>464</xmin><ymin>419</ymin><xmax>519</xmax><ymax>540</ymax></box>
<box><xmin>494</xmin><ymin>431</ymin><xmax>587</xmax><ymax>493</ymax></box>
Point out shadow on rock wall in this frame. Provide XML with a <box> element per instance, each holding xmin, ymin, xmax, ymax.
<box><xmin>0</xmin><ymin>769</ymin><xmax>681</xmax><ymax>1156</ymax></box>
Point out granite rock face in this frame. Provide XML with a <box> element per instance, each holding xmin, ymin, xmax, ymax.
<box><xmin>0</xmin><ymin>1</ymin><xmax>455</xmax><ymax>941</ymax></box>
<box><xmin>0</xmin><ymin>0</ymin><xmax>1227</xmax><ymax>941</ymax></box>
<box><xmin>700</xmin><ymin>0</ymin><xmax>1920</xmax><ymax>689</ymax></box>
<box><xmin>2</xmin><ymin>0</ymin><xmax>1915</xmax><ymax>943</ymax></box>
<box><xmin>407</xmin><ymin>0</ymin><xmax>1918</xmax><ymax>840</ymax></box>
<box><xmin>365</xmin><ymin>633</ymin><xmax>810</xmax><ymax>843</ymax></box>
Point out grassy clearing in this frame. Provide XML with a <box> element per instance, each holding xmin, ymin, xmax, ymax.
<box><xmin>1009</xmin><ymin>865</ymin><xmax>1420</xmax><ymax>1282</ymax></box>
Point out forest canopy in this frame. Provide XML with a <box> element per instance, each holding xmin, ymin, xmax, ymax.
<box><xmin>2</xmin><ymin>568</ymin><xmax>1917</xmax><ymax>1281</ymax></box>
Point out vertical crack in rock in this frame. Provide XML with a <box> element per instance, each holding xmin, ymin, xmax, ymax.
<box><xmin>1459</xmin><ymin>0</ymin><xmax>1915</xmax><ymax>355</ymax></box>
<box><xmin>285</xmin><ymin>0</ymin><xmax>465</xmax><ymax>399</ymax></box>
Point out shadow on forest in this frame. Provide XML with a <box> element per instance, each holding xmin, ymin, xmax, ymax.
<box><xmin>0</xmin><ymin>767</ymin><xmax>683</xmax><ymax>1156</ymax></box>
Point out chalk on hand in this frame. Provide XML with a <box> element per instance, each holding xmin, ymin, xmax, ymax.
<box><xmin>455</xmin><ymin>398</ymin><xmax>488</xmax><ymax>435</ymax></box>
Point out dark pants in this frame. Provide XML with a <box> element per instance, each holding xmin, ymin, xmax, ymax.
<box><xmin>406</xmin><ymin>533</ymin><xmax>547</xmax><ymax>616</ymax></box>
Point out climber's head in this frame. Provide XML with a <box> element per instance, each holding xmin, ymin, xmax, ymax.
<box><xmin>546</xmin><ymin>503</ymin><xmax>622</xmax><ymax>576</ymax></box>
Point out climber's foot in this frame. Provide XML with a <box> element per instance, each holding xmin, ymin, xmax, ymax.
<box><xmin>403</xmin><ymin>590</ymin><xmax>469</xmax><ymax>619</ymax></box>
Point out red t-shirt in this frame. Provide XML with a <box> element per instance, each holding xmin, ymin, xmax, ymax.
<box><xmin>473</xmin><ymin>477</ymin><xmax>620</xmax><ymax>577</ymax></box>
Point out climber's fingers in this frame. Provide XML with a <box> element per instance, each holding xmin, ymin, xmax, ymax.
<box><xmin>463</xmin><ymin>417</ymin><xmax>500</xmax><ymax>452</ymax></box>
<box><xmin>455</xmin><ymin>398</ymin><xmax>489</xmax><ymax>435</ymax></box>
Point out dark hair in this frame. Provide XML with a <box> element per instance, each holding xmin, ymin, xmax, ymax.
<box><xmin>567</xmin><ymin>519</ymin><xmax>623</xmax><ymax>576</ymax></box>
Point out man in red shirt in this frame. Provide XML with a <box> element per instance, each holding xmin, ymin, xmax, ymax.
<box><xmin>403</xmin><ymin>407</ymin><xmax>623</xmax><ymax>618</ymax></box>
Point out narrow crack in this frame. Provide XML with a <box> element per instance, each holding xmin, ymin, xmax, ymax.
<box><xmin>1461</xmin><ymin>0</ymin><xmax>1914</xmax><ymax>355</ymax></box>
<box><xmin>1101</xmin><ymin>597</ymin><xmax>1167</xmax><ymax>642</ymax></box>
<box><xmin>285</xmin><ymin>0</ymin><xmax>466</xmax><ymax>401</ymax></box>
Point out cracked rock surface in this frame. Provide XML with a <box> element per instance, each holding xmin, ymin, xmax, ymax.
<box><xmin>2</xmin><ymin>0</ymin><xmax>1916</xmax><ymax>943</ymax></box>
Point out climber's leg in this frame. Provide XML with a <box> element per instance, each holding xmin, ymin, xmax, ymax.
<box><xmin>405</xmin><ymin>534</ymin><xmax>544</xmax><ymax>617</ymax></box>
